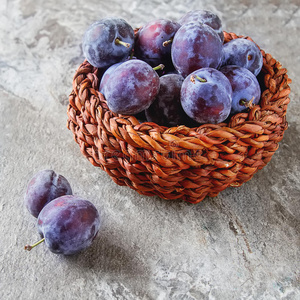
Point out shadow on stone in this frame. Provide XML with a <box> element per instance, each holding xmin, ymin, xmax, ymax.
<box><xmin>62</xmin><ymin>230</ymin><xmax>150</xmax><ymax>277</ymax></box>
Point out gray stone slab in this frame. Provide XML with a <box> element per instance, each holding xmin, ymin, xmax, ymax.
<box><xmin>0</xmin><ymin>0</ymin><xmax>299</xmax><ymax>299</ymax></box>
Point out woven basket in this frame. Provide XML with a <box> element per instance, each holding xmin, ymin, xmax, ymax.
<box><xmin>67</xmin><ymin>31</ymin><xmax>292</xmax><ymax>204</ymax></box>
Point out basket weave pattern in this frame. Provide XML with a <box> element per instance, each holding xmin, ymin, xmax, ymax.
<box><xmin>67</xmin><ymin>32</ymin><xmax>291</xmax><ymax>203</ymax></box>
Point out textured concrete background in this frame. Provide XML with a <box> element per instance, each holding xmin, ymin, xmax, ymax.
<box><xmin>0</xmin><ymin>0</ymin><xmax>299</xmax><ymax>299</ymax></box>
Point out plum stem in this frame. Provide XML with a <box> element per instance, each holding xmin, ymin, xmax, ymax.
<box><xmin>153</xmin><ymin>64</ymin><xmax>165</xmax><ymax>71</ymax></box>
<box><xmin>190</xmin><ymin>74</ymin><xmax>207</xmax><ymax>83</ymax></box>
<box><xmin>115</xmin><ymin>38</ymin><xmax>131</xmax><ymax>48</ymax></box>
<box><xmin>163</xmin><ymin>37</ymin><xmax>174</xmax><ymax>47</ymax></box>
<box><xmin>240</xmin><ymin>96</ymin><xmax>255</xmax><ymax>108</ymax></box>
<box><xmin>129</xmin><ymin>49</ymin><xmax>134</xmax><ymax>59</ymax></box>
<box><xmin>24</xmin><ymin>238</ymin><xmax>45</xmax><ymax>251</ymax></box>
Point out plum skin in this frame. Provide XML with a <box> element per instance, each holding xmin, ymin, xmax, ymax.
<box><xmin>37</xmin><ymin>195</ymin><xmax>101</xmax><ymax>255</ymax></box>
<box><xmin>220</xmin><ymin>65</ymin><xmax>261</xmax><ymax>114</ymax></box>
<box><xmin>99</xmin><ymin>62</ymin><xmax>123</xmax><ymax>95</ymax></box>
<box><xmin>178</xmin><ymin>9</ymin><xmax>224</xmax><ymax>42</ymax></box>
<box><xmin>171</xmin><ymin>22</ymin><xmax>223</xmax><ymax>78</ymax></box>
<box><xmin>145</xmin><ymin>74</ymin><xmax>186</xmax><ymax>127</ymax></box>
<box><xmin>221</xmin><ymin>38</ymin><xmax>263</xmax><ymax>76</ymax></box>
<box><xmin>180</xmin><ymin>68</ymin><xmax>233</xmax><ymax>124</ymax></box>
<box><xmin>105</xmin><ymin>59</ymin><xmax>160</xmax><ymax>115</ymax></box>
<box><xmin>134</xmin><ymin>19</ymin><xmax>181</xmax><ymax>68</ymax></box>
<box><xmin>24</xmin><ymin>170</ymin><xmax>72</xmax><ymax>218</ymax></box>
<box><xmin>82</xmin><ymin>18</ymin><xmax>134</xmax><ymax>69</ymax></box>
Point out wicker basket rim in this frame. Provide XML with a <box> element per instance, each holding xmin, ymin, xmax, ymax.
<box><xmin>68</xmin><ymin>31</ymin><xmax>291</xmax><ymax>152</ymax></box>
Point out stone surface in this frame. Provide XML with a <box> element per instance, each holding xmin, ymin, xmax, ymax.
<box><xmin>0</xmin><ymin>0</ymin><xmax>299</xmax><ymax>299</ymax></box>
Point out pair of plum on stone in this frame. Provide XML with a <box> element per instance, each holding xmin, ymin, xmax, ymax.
<box><xmin>24</xmin><ymin>170</ymin><xmax>101</xmax><ymax>255</ymax></box>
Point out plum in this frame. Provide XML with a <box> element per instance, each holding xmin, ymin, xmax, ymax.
<box><xmin>171</xmin><ymin>22</ymin><xmax>223</xmax><ymax>77</ymax></box>
<box><xmin>220</xmin><ymin>65</ymin><xmax>261</xmax><ymax>114</ymax></box>
<box><xmin>82</xmin><ymin>18</ymin><xmax>134</xmax><ymax>69</ymax></box>
<box><xmin>180</xmin><ymin>68</ymin><xmax>232</xmax><ymax>124</ymax></box>
<box><xmin>178</xmin><ymin>10</ymin><xmax>224</xmax><ymax>42</ymax></box>
<box><xmin>145</xmin><ymin>74</ymin><xmax>186</xmax><ymax>127</ymax></box>
<box><xmin>221</xmin><ymin>38</ymin><xmax>263</xmax><ymax>76</ymax></box>
<box><xmin>25</xmin><ymin>195</ymin><xmax>101</xmax><ymax>255</ymax></box>
<box><xmin>134</xmin><ymin>19</ymin><xmax>180</xmax><ymax>69</ymax></box>
<box><xmin>24</xmin><ymin>170</ymin><xmax>72</xmax><ymax>218</ymax></box>
<box><xmin>104</xmin><ymin>59</ymin><xmax>160</xmax><ymax>115</ymax></box>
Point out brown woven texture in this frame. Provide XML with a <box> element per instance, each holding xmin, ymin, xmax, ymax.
<box><xmin>67</xmin><ymin>31</ymin><xmax>292</xmax><ymax>204</ymax></box>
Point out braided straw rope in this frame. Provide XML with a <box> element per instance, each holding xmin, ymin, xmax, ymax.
<box><xmin>67</xmin><ymin>32</ymin><xmax>292</xmax><ymax>204</ymax></box>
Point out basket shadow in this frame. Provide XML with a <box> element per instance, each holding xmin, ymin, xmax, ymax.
<box><xmin>109</xmin><ymin>121</ymin><xmax>299</xmax><ymax>248</ymax></box>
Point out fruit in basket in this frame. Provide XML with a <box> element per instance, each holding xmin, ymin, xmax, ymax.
<box><xmin>82</xmin><ymin>10</ymin><xmax>263</xmax><ymax>125</ymax></box>
<box><xmin>104</xmin><ymin>59</ymin><xmax>161</xmax><ymax>115</ymax></box>
<box><xmin>100</xmin><ymin>56</ymin><xmax>138</xmax><ymax>94</ymax></box>
<box><xmin>180</xmin><ymin>68</ymin><xmax>232</xmax><ymax>124</ymax></box>
<box><xmin>221</xmin><ymin>38</ymin><xmax>263</xmax><ymax>76</ymax></box>
<box><xmin>24</xmin><ymin>170</ymin><xmax>72</xmax><ymax>218</ymax></box>
<box><xmin>134</xmin><ymin>19</ymin><xmax>181</xmax><ymax>68</ymax></box>
<box><xmin>145</xmin><ymin>74</ymin><xmax>186</xmax><ymax>126</ymax></box>
<box><xmin>25</xmin><ymin>195</ymin><xmax>101</xmax><ymax>255</ymax></box>
<box><xmin>171</xmin><ymin>22</ymin><xmax>223</xmax><ymax>77</ymax></box>
<box><xmin>178</xmin><ymin>9</ymin><xmax>224</xmax><ymax>42</ymax></box>
<box><xmin>82</xmin><ymin>18</ymin><xmax>134</xmax><ymax>69</ymax></box>
<box><xmin>220</xmin><ymin>65</ymin><xmax>261</xmax><ymax>114</ymax></box>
